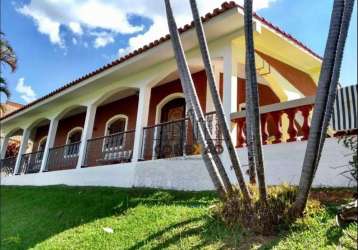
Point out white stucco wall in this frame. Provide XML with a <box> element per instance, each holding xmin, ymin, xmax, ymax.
<box><xmin>1</xmin><ymin>138</ymin><xmax>355</xmax><ymax>190</ymax></box>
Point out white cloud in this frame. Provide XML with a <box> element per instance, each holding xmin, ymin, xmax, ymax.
<box><xmin>15</xmin><ymin>78</ymin><xmax>37</xmax><ymax>103</ymax></box>
<box><xmin>68</xmin><ymin>22</ymin><xmax>83</xmax><ymax>35</ymax></box>
<box><xmin>91</xmin><ymin>32</ymin><xmax>115</xmax><ymax>48</ymax></box>
<box><xmin>18</xmin><ymin>4</ymin><xmax>63</xmax><ymax>47</ymax></box>
<box><xmin>17</xmin><ymin>0</ymin><xmax>276</xmax><ymax>50</ymax></box>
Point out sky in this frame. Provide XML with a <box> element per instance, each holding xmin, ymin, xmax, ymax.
<box><xmin>1</xmin><ymin>0</ymin><xmax>357</xmax><ymax>105</ymax></box>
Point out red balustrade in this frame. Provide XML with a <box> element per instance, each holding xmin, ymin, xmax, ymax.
<box><xmin>285</xmin><ymin>108</ymin><xmax>298</xmax><ymax>142</ymax></box>
<box><xmin>300</xmin><ymin>105</ymin><xmax>313</xmax><ymax>140</ymax></box>
<box><xmin>260</xmin><ymin>113</ymin><xmax>269</xmax><ymax>145</ymax></box>
<box><xmin>236</xmin><ymin>118</ymin><xmax>246</xmax><ymax>147</ymax></box>
<box><xmin>233</xmin><ymin>103</ymin><xmax>314</xmax><ymax>147</ymax></box>
<box><xmin>271</xmin><ymin>111</ymin><xmax>283</xmax><ymax>144</ymax></box>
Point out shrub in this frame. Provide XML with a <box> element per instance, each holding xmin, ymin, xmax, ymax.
<box><xmin>213</xmin><ymin>184</ymin><xmax>321</xmax><ymax>235</ymax></box>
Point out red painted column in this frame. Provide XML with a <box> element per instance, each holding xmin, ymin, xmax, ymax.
<box><xmin>300</xmin><ymin>105</ymin><xmax>313</xmax><ymax>141</ymax></box>
<box><xmin>271</xmin><ymin>111</ymin><xmax>283</xmax><ymax>144</ymax></box>
<box><xmin>285</xmin><ymin>108</ymin><xmax>298</xmax><ymax>142</ymax></box>
<box><xmin>260</xmin><ymin>113</ymin><xmax>269</xmax><ymax>145</ymax></box>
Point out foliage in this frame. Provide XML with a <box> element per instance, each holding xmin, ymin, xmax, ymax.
<box><xmin>0</xmin><ymin>32</ymin><xmax>17</xmax><ymax>72</ymax></box>
<box><xmin>5</xmin><ymin>141</ymin><xmax>19</xmax><ymax>157</ymax></box>
<box><xmin>339</xmin><ymin>135</ymin><xmax>358</xmax><ymax>183</ymax></box>
<box><xmin>215</xmin><ymin>184</ymin><xmax>322</xmax><ymax>235</ymax></box>
<box><xmin>0</xmin><ymin>32</ymin><xmax>16</xmax><ymax>103</ymax></box>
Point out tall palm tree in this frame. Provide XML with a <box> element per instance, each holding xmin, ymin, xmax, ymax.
<box><xmin>1</xmin><ymin>32</ymin><xmax>17</xmax><ymax>110</ymax></box>
<box><xmin>189</xmin><ymin>0</ymin><xmax>251</xmax><ymax>202</ymax></box>
<box><xmin>164</xmin><ymin>0</ymin><xmax>234</xmax><ymax>198</ymax></box>
<box><xmin>313</xmin><ymin>0</ymin><xmax>354</xmax><ymax>178</ymax></box>
<box><xmin>291</xmin><ymin>0</ymin><xmax>351</xmax><ymax>216</ymax></box>
<box><xmin>244</xmin><ymin>0</ymin><xmax>267</xmax><ymax>202</ymax></box>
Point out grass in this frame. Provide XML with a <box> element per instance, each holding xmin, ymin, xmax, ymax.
<box><xmin>0</xmin><ymin>186</ymin><xmax>357</xmax><ymax>250</ymax></box>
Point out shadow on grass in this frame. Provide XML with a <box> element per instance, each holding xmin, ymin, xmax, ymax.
<box><xmin>126</xmin><ymin>214</ymin><xmax>279</xmax><ymax>250</ymax></box>
<box><xmin>0</xmin><ymin>185</ymin><xmax>217</xmax><ymax>250</ymax></box>
<box><xmin>126</xmin><ymin>215</ymin><xmax>244</xmax><ymax>250</ymax></box>
<box><xmin>127</xmin><ymin>217</ymin><xmax>204</xmax><ymax>250</ymax></box>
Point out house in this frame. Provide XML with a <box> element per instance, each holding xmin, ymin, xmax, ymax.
<box><xmin>0</xmin><ymin>2</ymin><xmax>353</xmax><ymax>189</ymax></box>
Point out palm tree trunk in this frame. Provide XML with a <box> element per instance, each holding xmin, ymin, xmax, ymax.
<box><xmin>291</xmin><ymin>0</ymin><xmax>346</xmax><ymax>216</ymax></box>
<box><xmin>189</xmin><ymin>0</ymin><xmax>251</xmax><ymax>202</ymax></box>
<box><xmin>246</xmin><ymin>114</ymin><xmax>257</xmax><ymax>185</ymax></box>
<box><xmin>313</xmin><ymin>0</ymin><xmax>355</xmax><ymax>177</ymax></box>
<box><xmin>244</xmin><ymin>0</ymin><xmax>267</xmax><ymax>202</ymax></box>
<box><xmin>164</xmin><ymin>0</ymin><xmax>233</xmax><ymax>198</ymax></box>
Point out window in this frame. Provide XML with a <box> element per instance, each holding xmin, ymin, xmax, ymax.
<box><xmin>104</xmin><ymin>115</ymin><xmax>128</xmax><ymax>151</ymax></box>
<box><xmin>36</xmin><ymin>136</ymin><xmax>47</xmax><ymax>162</ymax></box>
<box><xmin>65</xmin><ymin>127</ymin><xmax>83</xmax><ymax>157</ymax></box>
<box><xmin>67</xmin><ymin>130</ymin><xmax>82</xmax><ymax>144</ymax></box>
<box><xmin>107</xmin><ymin>118</ymin><xmax>126</xmax><ymax>135</ymax></box>
<box><xmin>37</xmin><ymin>136</ymin><xmax>47</xmax><ymax>152</ymax></box>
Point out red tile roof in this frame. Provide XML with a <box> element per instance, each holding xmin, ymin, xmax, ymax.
<box><xmin>1</xmin><ymin>1</ymin><xmax>322</xmax><ymax>121</ymax></box>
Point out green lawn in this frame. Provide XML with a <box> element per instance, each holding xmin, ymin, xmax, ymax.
<box><xmin>0</xmin><ymin>186</ymin><xmax>356</xmax><ymax>249</ymax></box>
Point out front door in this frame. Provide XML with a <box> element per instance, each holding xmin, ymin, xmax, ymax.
<box><xmin>158</xmin><ymin>98</ymin><xmax>186</xmax><ymax>158</ymax></box>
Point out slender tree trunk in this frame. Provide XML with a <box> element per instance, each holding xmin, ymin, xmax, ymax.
<box><xmin>313</xmin><ymin>0</ymin><xmax>355</xmax><ymax>177</ymax></box>
<box><xmin>246</xmin><ymin>118</ymin><xmax>257</xmax><ymax>185</ymax></box>
<box><xmin>164</xmin><ymin>0</ymin><xmax>233</xmax><ymax>198</ymax></box>
<box><xmin>291</xmin><ymin>0</ymin><xmax>346</xmax><ymax>216</ymax></box>
<box><xmin>244</xmin><ymin>0</ymin><xmax>267</xmax><ymax>202</ymax></box>
<box><xmin>189</xmin><ymin>0</ymin><xmax>251</xmax><ymax>202</ymax></box>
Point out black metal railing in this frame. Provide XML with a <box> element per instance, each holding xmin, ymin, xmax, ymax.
<box><xmin>84</xmin><ymin>130</ymin><xmax>135</xmax><ymax>167</ymax></box>
<box><xmin>0</xmin><ymin>156</ymin><xmax>17</xmax><ymax>176</ymax></box>
<box><xmin>141</xmin><ymin>112</ymin><xmax>223</xmax><ymax>160</ymax></box>
<box><xmin>46</xmin><ymin>142</ymin><xmax>81</xmax><ymax>171</ymax></box>
<box><xmin>17</xmin><ymin>151</ymin><xmax>44</xmax><ymax>174</ymax></box>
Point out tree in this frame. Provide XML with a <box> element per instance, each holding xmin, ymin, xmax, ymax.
<box><xmin>246</xmin><ymin>123</ymin><xmax>257</xmax><ymax>185</ymax></box>
<box><xmin>292</xmin><ymin>0</ymin><xmax>354</xmax><ymax>216</ymax></box>
<box><xmin>243</xmin><ymin>0</ymin><xmax>267</xmax><ymax>202</ymax></box>
<box><xmin>1</xmin><ymin>32</ymin><xmax>17</xmax><ymax>107</ymax></box>
<box><xmin>164</xmin><ymin>0</ymin><xmax>234</xmax><ymax>199</ymax></box>
<box><xmin>189</xmin><ymin>0</ymin><xmax>251</xmax><ymax>202</ymax></box>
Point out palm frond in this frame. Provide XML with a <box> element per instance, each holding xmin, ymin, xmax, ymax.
<box><xmin>0</xmin><ymin>33</ymin><xmax>17</xmax><ymax>72</ymax></box>
<box><xmin>0</xmin><ymin>85</ymin><xmax>11</xmax><ymax>98</ymax></box>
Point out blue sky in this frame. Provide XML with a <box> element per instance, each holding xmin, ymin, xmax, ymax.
<box><xmin>1</xmin><ymin>0</ymin><xmax>357</xmax><ymax>105</ymax></box>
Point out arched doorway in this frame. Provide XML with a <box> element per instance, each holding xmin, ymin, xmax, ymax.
<box><xmin>160</xmin><ymin>98</ymin><xmax>186</xmax><ymax>123</ymax></box>
<box><xmin>157</xmin><ymin>98</ymin><xmax>186</xmax><ymax>159</ymax></box>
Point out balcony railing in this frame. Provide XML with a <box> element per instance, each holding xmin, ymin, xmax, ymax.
<box><xmin>141</xmin><ymin>112</ymin><xmax>223</xmax><ymax>160</ymax></box>
<box><xmin>17</xmin><ymin>151</ymin><xmax>44</xmax><ymax>174</ymax></box>
<box><xmin>46</xmin><ymin>142</ymin><xmax>81</xmax><ymax>171</ymax></box>
<box><xmin>231</xmin><ymin>96</ymin><xmax>315</xmax><ymax>147</ymax></box>
<box><xmin>84</xmin><ymin>130</ymin><xmax>135</xmax><ymax>167</ymax></box>
<box><xmin>0</xmin><ymin>156</ymin><xmax>17</xmax><ymax>176</ymax></box>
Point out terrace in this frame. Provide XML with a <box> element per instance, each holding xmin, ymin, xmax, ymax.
<box><xmin>1</xmin><ymin>95</ymin><xmax>319</xmax><ymax>176</ymax></box>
